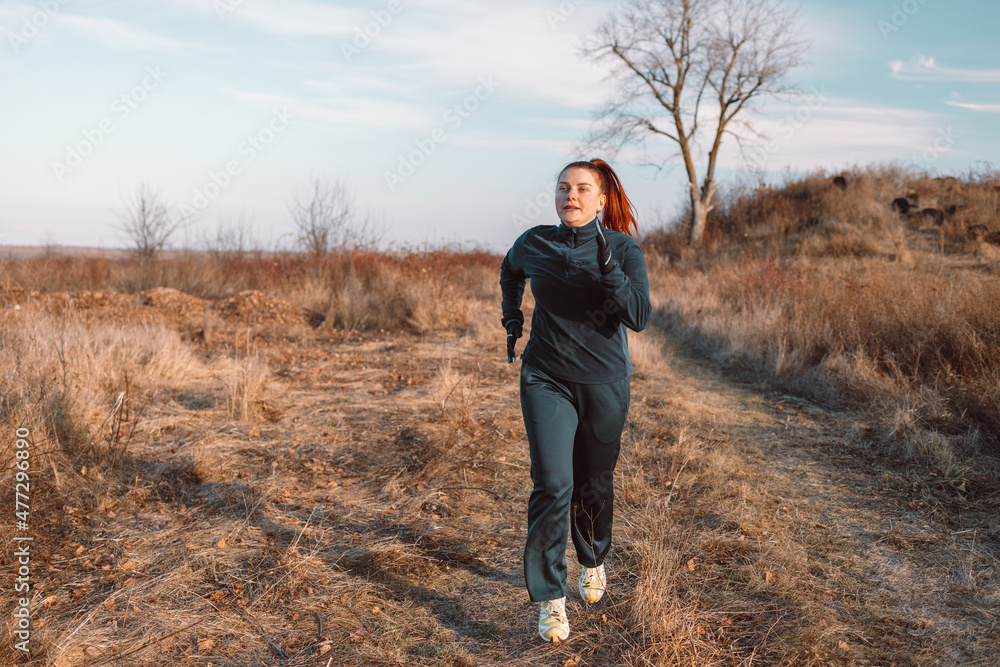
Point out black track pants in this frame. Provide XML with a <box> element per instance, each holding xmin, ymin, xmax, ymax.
<box><xmin>520</xmin><ymin>361</ymin><xmax>630</xmax><ymax>603</ymax></box>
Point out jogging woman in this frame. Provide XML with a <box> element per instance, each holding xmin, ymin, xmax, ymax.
<box><xmin>499</xmin><ymin>159</ymin><xmax>650</xmax><ymax>642</ymax></box>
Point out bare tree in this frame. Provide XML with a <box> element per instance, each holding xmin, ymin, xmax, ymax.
<box><xmin>289</xmin><ymin>177</ymin><xmax>354</xmax><ymax>260</ymax></box>
<box><xmin>115</xmin><ymin>183</ymin><xmax>186</xmax><ymax>260</ymax></box>
<box><xmin>204</xmin><ymin>213</ymin><xmax>260</xmax><ymax>262</ymax></box>
<box><xmin>289</xmin><ymin>176</ymin><xmax>385</xmax><ymax>258</ymax></box>
<box><xmin>582</xmin><ymin>0</ymin><xmax>806</xmax><ymax>245</ymax></box>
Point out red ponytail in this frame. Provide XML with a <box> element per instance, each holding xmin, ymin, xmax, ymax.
<box><xmin>557</xmin><ymin>158</ymin><xmax>638</xmax><ymax>237</ymax></box>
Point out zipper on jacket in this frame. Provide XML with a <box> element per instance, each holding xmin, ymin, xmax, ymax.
<box><xmin>566</xmin><ymin>226</ymin><xmax>575</xmax><ymax>277</ymax></box>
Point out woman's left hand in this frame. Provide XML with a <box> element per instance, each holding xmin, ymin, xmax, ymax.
<box><xmin>596</xmin><ymin>224</ymin><xmax>616</xmax><ymax>276</ymax></box>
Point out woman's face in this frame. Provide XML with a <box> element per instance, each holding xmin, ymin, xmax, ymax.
<box><xmin>556</xmin><ymin>167</ymin><xmax>606</xmax><ymax>227</ymax></box>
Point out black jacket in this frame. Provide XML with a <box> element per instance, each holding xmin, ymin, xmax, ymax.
<box><xmin>499</xmin><ymin>217</ymin><xmax>650</xmax><ymax>384</ymax></box>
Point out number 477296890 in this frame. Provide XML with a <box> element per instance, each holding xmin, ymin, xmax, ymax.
<box><xmin>15</xmin><ymin>433</ymin><xmax>30</xmax><ymax>526</ymax></box>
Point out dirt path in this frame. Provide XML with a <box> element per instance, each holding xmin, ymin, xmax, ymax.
<box><xmin>635</xmin><ymin>331</ymin><xmax>999</xmax><ymax>666</ymax></box>
<box><xmin>245</xmin><ymin>324</ymin><xmax>998</xmax><ymax>665</ymax></box>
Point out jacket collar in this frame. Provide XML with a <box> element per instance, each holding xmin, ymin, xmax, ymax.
<box><xmin>558</xmin><ymin>216</ymin><xmax>600</xmax><ymax>242</ymax></box>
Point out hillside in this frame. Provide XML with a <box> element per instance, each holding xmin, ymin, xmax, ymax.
<box><xmin>645</xmin><ymin>165</ymin><xmax>1000</xmax><ymax>469</ymax></box>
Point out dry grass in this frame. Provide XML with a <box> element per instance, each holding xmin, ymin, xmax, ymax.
<box><xmin>2</xmin><ymin>197</ymin><xmax>998</xmax><ymax>666</ymax></box>
<box><xmin>1</xmin><ymin>247</ymin><xmax>499</xmax><ymax>335</ymax></box>
<box><xmin>218</xmin><ymin>350</ymin><xmax>269</xmax><ymax>422</ymax></box>
<box><xmin>645</xmin><ymin>165</ymin><xmax>1000</xmax><ymax>479</ymax></box>
<box><xmin>0</xmin><ymin>247</ymin><xmax>517</xmax><ymax>666</ymax></box>
<box><xmin>0</xmin><ymin>306</ymin><xmax>204</xmax><ymax>464</ymax></box>
<box><xmin>628</xmin><ymin>328</ymin><xmax>668</xmax><ymax>378</ymax></box>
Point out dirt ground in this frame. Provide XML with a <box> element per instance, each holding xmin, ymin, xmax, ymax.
<box><xmin>4</xmin><ymin>289</ymin><xmax>999</xmax><ymax>666</ymax></box>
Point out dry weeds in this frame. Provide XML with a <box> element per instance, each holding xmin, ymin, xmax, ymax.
<box><xmin>2</xmin><ymin>209</ymin><xmax>998</xmax><ymax>666</ymax></box>
<box><xmin>646</xmin><ymin>166</ymin><xmax>1000</xmax><ymax>479</ymax></box>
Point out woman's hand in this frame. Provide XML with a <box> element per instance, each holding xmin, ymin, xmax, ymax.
<box><xmin>596</xmin><ymin>224</ymin><xmax>616</xmax><ymax>276</ymax></box>
<box><xmin>505</xmin><ymin>320</ymin><xmax>522</xmax><ymax>363</ymax></box>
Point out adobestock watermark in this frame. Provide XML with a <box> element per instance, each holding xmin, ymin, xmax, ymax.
<box><xmin>340</xmin><ymin>0</ymin><xmax>403</xmax><ymax>62</ymax></box>
<box><xmin>545</xmin><ymin>0</ymin><xmax>587</xmax><ymax>29</ymax></box>
<box><xmin>12</xmin><ymin>426</ymin><xmax>33</xmax><ymax>652</ymax></box>
<box><xmin>745</xmin><ymin>84</ymin><xmax>830</xmax><ymax>169</ymax></box>
<box><xmin>578</xmin><ymin>469</ymin><xmax>615</xmax><ymax>508</ymax></box>
<box><xmin>178</xmin><ymin>108</ymin><xmax>294</xmax><ymax>219</ymax></box>
<box><xmin>51</xmin><ymin>66</ymin><xmax>168</xmax><ymax>183</ymax></box>
<box><xmin>214</xmin><ymin>0</ymin><xmax>242</xmax><ymax>19</ymax></box>
<box><xmin>907</xmin><ymin>126</ymin><xmax>957</xmax><ymax>171</ymax></box>
<box><xmin>511</xmin><ymin>179</ymin><xmax>557</xmax><ymax>234</ymax></box>
<box><xmin>6</xmin><ymin>0</ymin><xmax>71</xmax><ymax>53</ymax></box>
<box><xmin>384</xmin><ymin>75</ymin><xmax>501</xmax><ymax>192</ymax></box>
<box><xmin>877</xmin><ymin>0</ymin><xmax>933</xmax><ymax>40</ymax></box>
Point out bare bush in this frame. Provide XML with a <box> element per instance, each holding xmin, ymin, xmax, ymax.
<box><xmin>288</xmin><ymin>177</ymin><xmax>384</xmax><ymax>259</ymax></box>
<box><xmin>204</xmin><ymin>213</ymin><xmax>261</xmax><ymax>262</ymax></box>
<box><xmin>115</xmin><ymin>183</ymin><xmax>187</xmax><ymax>261</ymax></box>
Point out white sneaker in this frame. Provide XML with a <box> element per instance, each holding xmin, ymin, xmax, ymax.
<box><xmin>578</xmin><ymin>564</ymin><xmax>606</xmax><ymax>603</ymax></box>
<box><xmin>538</xmin><ymin>597</ymin><xmax>569</xmax><ymax>642</ymax></box>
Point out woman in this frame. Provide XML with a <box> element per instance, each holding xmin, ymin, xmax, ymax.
<box><xmin>499</xmin><ymin>158</ymin><xmax>650</xmax><ymax>642</ymax></box>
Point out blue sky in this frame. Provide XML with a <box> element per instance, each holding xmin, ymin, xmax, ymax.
<box><xmin>1</xmin><ymin>0</ymin><xmax>997</xmax><ymax>252</ymax></box>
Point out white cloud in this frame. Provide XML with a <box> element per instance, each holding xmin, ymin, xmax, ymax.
<box><xmin>219</xmin><ymin>87</ymin><xmax>435</xmax><ymax>130</ymax></box>
<box><xmin>723</xmin><ymin>99</ymin><xmax>955</xmax><ymax>171</ymax></box>
<box><xmin>945</xmin><ymin>100</ymin><xmax>1000</xmax><ymax>113</ymax></box>
<box><xmin>57</xmin><ymin>14</ymin><xmax>227</xmax><ymax>52</ymax></box>
<box><xmin>171</xmin><ymin>0</ymin><xmax>617</xmax><ymax>109</ymax></box>
<box><xmin>890</xmin><ymin>56</ymin><xmax>1000</xmax><ymax>83</ymax></box>
<box><xmin>170</xmin><ymin>0</ymin><xmax>467</xmax><ymax>37</ymax></box>
<box><xmin>299</xmin><ymin>72</ymin><xmax>431</xmax><ymax>101</ymax></box>
<box><xmin>371</xmin><ymin>2</ymin><xmax>615</xmax><ymax>110</ymax></box>
<box><xmin>445</xmin><ymin>130</ymin><xmax>573</xmax><ymax>153</ymax></box>
<box><xmin>210</xmin><ymin>0</ymin><xmax>365</xmax><ymax>35</ymax></box>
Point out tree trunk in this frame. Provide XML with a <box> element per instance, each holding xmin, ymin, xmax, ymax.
<box><xmin>687</xmin><ymin>178</ymin><xmax>718</xmax><ymax>246</ymax></box>
<box><xmin>688</xmin><ymin>196</ymin><xmax>708</xmax><ymax>247</ymax></box>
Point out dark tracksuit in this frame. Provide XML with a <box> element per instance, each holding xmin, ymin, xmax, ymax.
<box><xmin>499</xmin><ymin>217</ymin><xmax>650</xmax><ymax>602</ymax></box>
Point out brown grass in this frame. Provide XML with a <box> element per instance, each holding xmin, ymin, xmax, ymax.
<box><xmin>2</xmin><ymin>186</ymin><xmax>998</xmax><ymax>666</ymax></box>
<box><xmin>1</xmin><ymin>247</ymin><xmax>499</xmax><ymax>335</ymax></box>
<box><xmin>0</xmin><ymin>247</ymin><xmax>515</xmax><ymax>667</ymax></box>
<box><xmin>644</xmin><ymin>165</ymin><xmax>1000</xmax><ymax>478</ymax></box>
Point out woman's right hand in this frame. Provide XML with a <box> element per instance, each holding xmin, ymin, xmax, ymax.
<box><xmin>505</xmin><ymin>320</ymin><xmax>522</xmax><ymax>363</ymax></box>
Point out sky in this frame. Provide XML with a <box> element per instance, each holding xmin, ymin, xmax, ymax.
<box><xmin>1</xmin><ymin>0</ymin><xmax>998</xmax><ymax>253</ymax></box>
